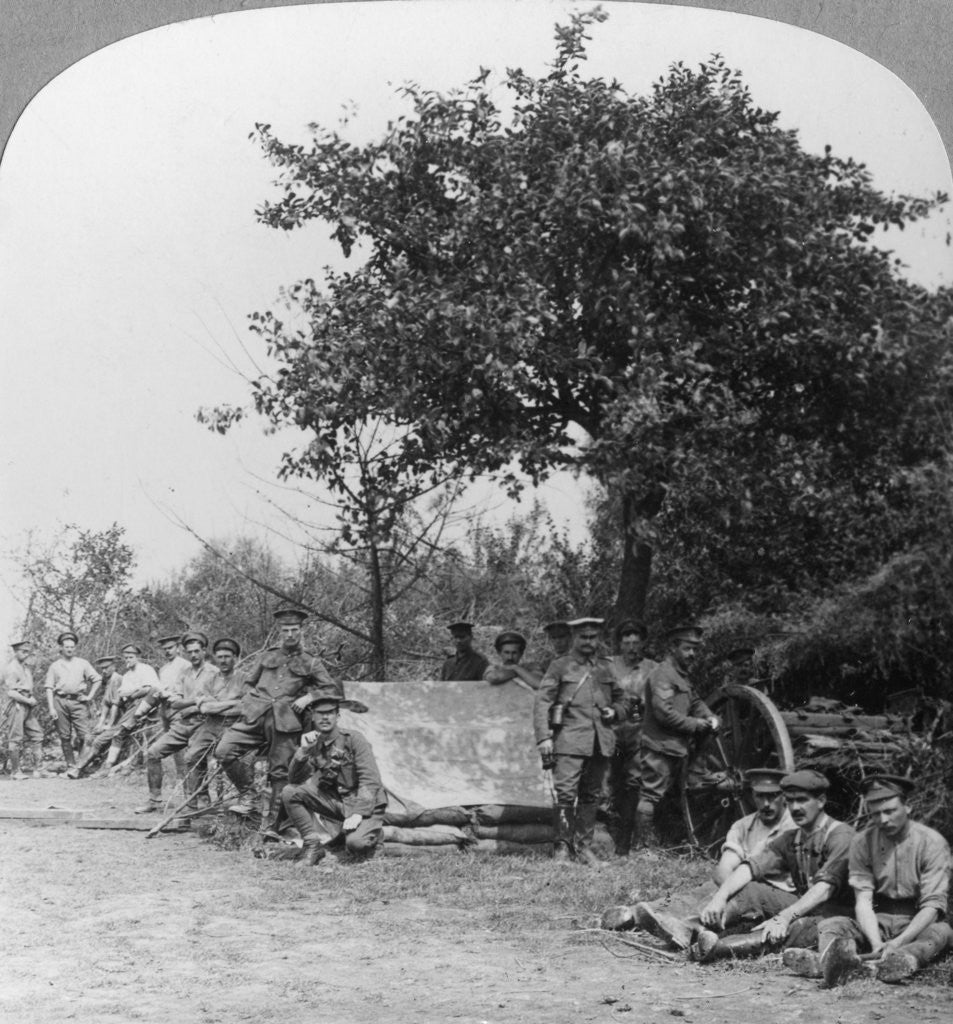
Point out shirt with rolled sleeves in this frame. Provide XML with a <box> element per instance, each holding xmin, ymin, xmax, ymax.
<box><xmin>118</xmin><ymin>662</ymin><xmax>161</xmax><ymax>701</ymax></box>
<box><xmin>44</xmin><ymin>657</ymin><xmax>101</xmax><ymax>697</ymax></box>
<box><xmin>722</xmin><ymin>809</ymin><xmax>797</xmax><ymax>892</ymax></box>
<box><xmin>748</xmin><ymin>813</ymin><xmax>855</xmax><ymax>899</ymax></box>
<box><xmin>533</xmin><ymin>653</ymin><xmax>627</xmax><ymax>757</ymax></box>
<box><xmin>640</xmin><ymin>657</ymin><xmax>713</xmax><ymax>757</ymax></box>
<box><xmin>157</xmin><ymin>656</ymin><xmax>189</xmax><ymax>697</ymax></box>
<box><xmin>287</xmin><ymin>726</ymin><xmax>386</xmax><ymax>818</ymax></box>
<box><xmin>848</xmin><ymin>820</ymin><xmax>951</xmax><ymax>916</ymax></box>
<box><xmin>237</xmin><ymin>645</ymin><xmax>335</xmax><ymax>732</ymax></box>
<box><xmin>196</xmin><ymin>669</ymin><xmax>245</xmax><ymax>718</ymax></box>
<box><xmin>169</xmin><ymin>661</ymin><xmax>221</xmax><ymax>723</ymax></box>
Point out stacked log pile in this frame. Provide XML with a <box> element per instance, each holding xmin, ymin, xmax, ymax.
<box><xmin>380</xmin><ymin>803</ymin><xmax>554</xmax><ymax>855</ymax></box>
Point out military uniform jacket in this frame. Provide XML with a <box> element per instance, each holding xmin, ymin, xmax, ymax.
<box><xmin>533</xmin><ymin>653</ymin><xmax>626</xmax><ymax>757</ymax></box>
<box><xmin>641</xmin><ymin>657</ymin><xmax>713</xmax><ymax>757</ymax></box>
<box><xmin>440</xmin><ymin>650</ymin><xmax>490</xmax><ymax>681</ymax></box>
<box><xmin>287</xmin><ymin>726</ymin><xmax>386</xmax><ymax>817</ymax></box>
<box><xmin>237</xmin><ymin>645</ymin><xmax>335</xmax><ymax>732</ymax></box>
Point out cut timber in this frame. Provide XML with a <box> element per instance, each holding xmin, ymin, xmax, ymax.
<box><xmin>71</xmin><ymin>819</ymin><xmax>155</xmax><ymax>831</ymax></box>
<box><xmin>0</xmin><ymin>807</ymin><xmax>87</xmax><ymax>820</ymax></box>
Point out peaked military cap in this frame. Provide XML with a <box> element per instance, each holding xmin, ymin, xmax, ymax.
<box><xmin>57</xmin><ymin>631</ymin><xmax>79</xmax><ymax>645</ymax></box>
<box><xmin>543</xmin><ymin>621</ymin><xmax>571</xmax><ymax>635</ymax></box>
<box><xmin>666</xmin><ymin>623</ymin><xmax>704</xmax><ymax>644</ymax></box>
<box><xmin>157</xmin><ymin>633</ymin><xmax>183</xmax><ymax>646</ymax></box>
<box><xmin>780</xmin><ymin>769</ymin><xmax>830</xmax><ymax>794</ymax></box>
<box><xmin>94</xmin><ymin>655</ymin><xmax>117</xmax><ymax>668</ymax></box>
<box><xmin>567</xmin><ymin>617</ymin><xmax>605</xmax><ymax>630</ymax></box>
<box><xmin>615</xmin><ymin>619</ymin><xmax>648</xmax><ymax>642</ymax></box>
<box><xmin>121</xmin><ymin>643</ymin><xmax>143</xmax><ymax>655</ymax></box>
<box><xmin>212</xmin><ymin>637</ymin><xmax>241</xmax><ymax>657</ymax></box>
<box><xmin>181</xmin><ymin>631</ymin><xmax>209</xmax><ymax>647</ymax></box>
<box><xmin>274</xmin><ymin>605</ymin><xmax>308</xmax><ymax>624</ymax></box>
<box><xmin>446</xmin><ymin>620</ymin><xmax>474</xmax><ymax>633</ymax></box>
<box><xmin>494</xmin><ymin>630</ymin><xmax>527</xmax><ymax>651</ymax></box>
<box><xmin>860</xmin><ymin>774</ymin><xmax>915</xmax><ymax>803</ymax></box>
<box><xmin>745</xmin><ymin>768</ymin><xmax>787</xmax><ymax>794</ymax></box>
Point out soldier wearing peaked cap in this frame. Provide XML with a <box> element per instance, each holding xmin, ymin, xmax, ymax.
<box><xmin>2</xmin><ymin>639</ymin><xmax>44</xmax><ymax>778</ymax></box>
<box><xmin>534</xmin><ymin>617</ymin><xmax>626</xmax><ymax>866</ymax></box>
<box><xmin>439</xmin><ymin>620</ymin><xmax>489</xmax><ymax>681</ymax></box>
<box><xmin>637</xmin><ymin>623</ymin><xmax>718</xmax><ymax>849</ymax></box>
<box><xmin>215</xmin><ymin>606</ymin><xmax>337</xmax><ymax>829</ymax></box>
<box><xmin>44</xmin><ymin>631</ymin><xmax>101</xmax><ymax>769</ymax></box>
<box><xmin>787</xmin><ymin>775</ymin><xmax>953</xmax><ymax>986</ymax></box>
<box><xmin>483</xmin><ymin>631</ymin><xmax>542</xmax><ymax>690</ymax></box>
<box><xmin>714</xmin><ymin>769</ymin><xmax>796</xmax><ymax>886</ymax></box>
<box><xmin>282</xmin><ymin>685</ymin><xmax>386</xmax><ymax>865</ymax></box>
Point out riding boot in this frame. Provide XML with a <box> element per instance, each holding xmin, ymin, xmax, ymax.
<box><xmin>9</xmin><ymin>748</ymin><xmax>25</xmax><ymax>780</ymax></box>
<box><xmin>552</xmin><ymin>805</ymin><xmax>575</xmax><ymax>863</ymax></box>
<box><xmin>635</xmin><ymin>904</ymin><xmax>695</xmax><ymax>951</ymax></box>
<box><xmin>260</xmin><ymin>781</ymin><xmax>285</xmax><ymax>833</ymax></box>
<box><xmin>634</xmin><ymin>802</ymin><xmax>659</xmax><ymax>850</ymax></box>
<box><xmin>60</xmin><ymin>739</ymin><xmax>76</xmax><ymax>768</ymax></box>
<box><xmin>574</xmin><ymin>802</ymin><xmax>604</xmax><ymax>867</ymax></box>
<box><xmin>821</xmin><ymin>938</ymin><xmax>871</xmax><ymax>987</ymax></box>
<box><xmin>614</xmin><ymin>789</ymin><xmax>640</xmax><ymax>856</ymax></box>
<box><xmin>691</xmin><ymin>929</ymin><xmax>766</xmax><ymax>963</ymax></box>
<box><xmin>877</xmin><ymin>923</ymin><xmax>953</xmax><ymax>982</ymax></box>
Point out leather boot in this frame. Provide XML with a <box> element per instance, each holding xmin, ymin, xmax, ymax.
<box><xmin>876</xmin><ymin>923</ymin><xmax>953</xmax><ymax>983</ymax></box>
<box><xmin>691</xmin><ymin>929</ymin><xmax>766</xmax><ymax>963</ymax></box>
<box><xmin>134</xmin><ymin>792</ymin><xmax>162</xmax><ymax>814</ymax></box>
<box><xmin>634</xmin><ymin>805</ymin><xmax>659</xmax><ymax>851</ymax></box>
<box><xmin>614</xmin><ymin>790</ymin><xmax>640</xmax><ymax>856</ymax></box>
<box><xmin>260</xmin><ymin>782</ymin><xmax>285</xmax><ymax>833</ymax></box>
<box><xmin>574</xmin><ymin>802</ymin><xmax>604</xmax><ymax>868</ymax></box>
<box><xmin>295</xmin><ymin>836</ymin><xmax>327</xmax><ymax>866</ymax></box>
<box><xmin>821</xmin><ymin>938</ymin><xmax>871</xmax><ymax>987</ymax></box>
<box><xmin>552</xmin><ymin>805</ymin><xmax>574</xmax><ymax>863</ymax></box>
<box><xmin>60</xmin><ymin>739</ymin><xmax>76</xmax><ymax>768</ymax></box>
<box><xmin>635</xmin><ymin>904</ymin><xmax>694</xmax><ymax>951</ymax></box>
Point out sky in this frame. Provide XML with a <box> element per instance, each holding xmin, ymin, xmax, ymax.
<box><xmin>1</xmin><ymin>0</ymin><xmax>951</xmax><ymax>644</ymax></box>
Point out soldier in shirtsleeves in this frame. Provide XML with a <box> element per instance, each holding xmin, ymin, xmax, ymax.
<box><xmin>44</xmin><ymin>631</ymin><xmax>102</xmax><ymax>768</ymax></box>
<box><xmin>483</xmin><ymin>631</ymin><xmax>542</xmax><ymax>689</ymax></box>
<box><xmin>2</xmin><ymin>640</ymin><xmax>45</xmax><ymax>778</ymax></box>
<box><xmin>282</xmin><ymin>683</ymin><xmax>385</xmax><ymax>865</ymax></box>
<box><xmin>785</xmin><ymin>774</ymin><xmax>953</xmax><ymax>986</ymax></box>
<box><xmin>608</xmin><ymin>620</ymin><xmax>657</xmax><ymax>856</ymax></box>
<box><xmin>439</xmin><ymin>621</ymin><xmax>490</xmax><ymax>681</ymax></box>
<box><xmin>637</xmin><ymin>623</ymin><xmax>718</xmax><ymax>849</ymax></box>
<box><xmin>135</xmin><ymin>631</ymin><xmax>220</xmax><ymax>815</ymax></box>
<box><xmin>534</xmin><ymin>617</ymin><xmax>626</xmax><ymax>866</ymax></box>
<box><xmin>215</xmin><ymin>606</ymin><xmax>336</xmax><ymax>829</ymax></box>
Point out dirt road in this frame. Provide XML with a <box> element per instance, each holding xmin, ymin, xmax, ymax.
<box><xmin>1</xmin><ymin>776</ymin><xmax>950</xmax><ymax>1023</ymax></box>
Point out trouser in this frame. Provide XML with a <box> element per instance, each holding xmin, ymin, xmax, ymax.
<box><xmin>72</xmin><ymin>725</ymin><xmax>121</xmax><ymax>776</ymax></box>
<box><xmin>724</xmin><ymin>881</ymin><xmax>799</xmax><ymax>927</ymax></box>
<box><xmin>215</xmin><ymin>712</ymin><xmax>300</xmax><ymax>787</ymax></box>
<box><xmin>52</xmin><ymin>695</ymin><xmax>92</xmax><ymax>758</ymax></box>
<box><xmin>612</xmin><ymin>722</ymin><xmax>642</xmax><ymax>792</ymax></box>
<box><xmin>282</xmin><ymin>780</ymin><xmax>385</xmax><ymax>856</ymax></box>
<box><xmin>818</xmin><ymin>914</ymin><xmax>953</xmax><ymax>965</ymax></box>
<box><xmin>7</xmin><ymin>703</ymin><xmax>44</xmax><ymax>771</ymax></box>
<box><xmin>145</xmin><ymin>717</ymin><xmax>201</xmax><ymax>797</ymax></box>
<box><xmin>553</xmin><ymin>752</ymin><xmax>610</xmax><ymax>851</ymax></box>
<box><xmin>638</xmin><ymin>747</ymin><xmax>684</xmax><ymax>807</ymax></box>
<box><xmin>184</xmin><ymin>716</ymin><xmax>234</xmax><ymax>798</ymax></box>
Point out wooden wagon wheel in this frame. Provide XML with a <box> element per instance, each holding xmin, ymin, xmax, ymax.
<box><xmin>679</xmin><ymin>683</ymin><xmax>794</xmax><ymax>857</ymax></box>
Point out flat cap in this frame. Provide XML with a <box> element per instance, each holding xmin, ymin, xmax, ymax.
<box><xmin>212</xmin><ymin>637</ymin><xmax>241</xmax><ymax>657</ymax></box>
<box><xmin>543</xmin><ymin>621</ymin><xmax>571</xmax><ymax>635</ymax></box>
<box><xmin>157</xmin><ymin>634</ymin><xmax>182</xmax><ymax>646</ymax></box>
<box><xmin>10</xmin><ymin>639</ymin><xmax>32</xmax><ymax>650</ymax></box>
<box><xmin>780</xmin><ymin>769</ymin><xmax>830</xmax><ymax>794</ymax></box>
<box><xmin>567</xmin><ymin>617</ymin><xmax>605</xmax><ymax>630</ymax></box>
<box><xmin>121</xmin><ymin>643</ymin><xmax>143</xmax><ymax>655</ymax></box>
<box><xmin>666</xmin><ymin>623</ymin><xmax>704</xmax><ymax>643</ymax></box>
<box><xmin>57</xmin><ymin>631</ymin><xmax>79</xmax><ymax>645</ymax></box>
<box><xmin>94</xmin><ymin>655</ymin><xmax>117</xmax><ymax>668</ymax></box>
<box><xmin>860</xmin><ymin>774</ymin><xmax>915</xmax><ymax>803</ymax></box>
<box><xmin>181</xmin><ymin>631</ymin><xmax>209</xmax><ymax>647</ymax></box>
<box><xmin>446</xmin><ymin>620</ymin><xmax>474</xmax><ymax>633</ymax></box>
<box><xmin>274</xmin><ymin>606</ymin><xmax>308</xmax><ymax>624</ymax></box>
<box><xmin>494</xmin><ymin>630</ymin><xmax>527</xmax><ymax>651</ymax></box>
<box><xmin>745</xmin><ymin>768</ymin><xmax>787</xmax><ymax>794</ymax></box>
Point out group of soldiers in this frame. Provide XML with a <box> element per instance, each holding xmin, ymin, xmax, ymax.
<box><xmin>3</xmin><ymin>611</ymin><xmax>951</xmax><ymax>983</ymax></box>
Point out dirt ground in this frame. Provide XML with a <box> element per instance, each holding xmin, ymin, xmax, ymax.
<box><xmin>1</xmin><ymin>775</ymin><xmax>952</xmax><ymax>1024</ymax></box>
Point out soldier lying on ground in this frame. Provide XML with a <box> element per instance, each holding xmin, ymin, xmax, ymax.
<box><xmin>785</xmin><ymin>774</ymin><xmax>953</xmax><ymax>986</ymax></box>
<box><xmin>281</xmin><ymin>684</ymin><xmax>386</xmax><ymax>865</ymax></box>
<box><xmin>483</xmin><ymin>631</ymin><xmax>542</xmax><ymax>690</ymax></box>
<box><xmin>636</xmin><ymin>770</ymin><xmax>854</xmax><ymax>962</ymax></box>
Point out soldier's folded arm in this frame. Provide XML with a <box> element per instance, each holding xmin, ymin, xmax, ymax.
<box><xmin>287</xmin><ymin>748</ymin><xmax>314</xmax><ymax>784</ymax></box>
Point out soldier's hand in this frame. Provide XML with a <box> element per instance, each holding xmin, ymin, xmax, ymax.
<box><xmin>537</xmin><ymin>738</ymin><xmax>554</xmax><ymax>758</ymax></box>
<box><xmin>291</xmin><ymin>695</ymin><xmax>314</xmax><ymax>714</ymax></box>
<box><xmin>756</xmin><ymin>913</ymin><xmax>790</xmax><ymax>944</ymax></box>
<box><xmin>600</xmin><ymin>707</ymin><xmax>616</xmax><ymax>722</ymax></box>
<box><xmin>877</xmin><ymin>938</ymin><xmax>903</xmax><ymax>959</ymax></box>
<box><xmin>342</xmin><ymin>814</ymin><xmax>362</xmax><ymax>832</ymax></box>
<box><xmin>699</xmin><ymin>897</ymin><xmax>727</xmax><ymax>929</ymax></box>
<box><xmin>300</xmin><ymin>730</ymin><xmax>319</xmax><ymax>747</ymax></box>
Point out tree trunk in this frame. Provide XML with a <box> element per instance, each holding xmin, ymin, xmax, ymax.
<box><xmin>366</xmin><ymin>539</ymin><xmax>387</xmax><ymax>680</ymax></box>
<box><xmin>615</xmin><ymin>488</ymin><xmax>663</xmax><ymax>624</ymax></box>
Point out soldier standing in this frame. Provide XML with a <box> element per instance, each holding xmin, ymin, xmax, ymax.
<box><xmin>637</xmin><ymin>624</ymin><xmax>718</xmax><ymax>849</ymax></box>
<box><xmin>533</xmin><ymin>617</ymin><xmax>626</xmax><ymax>866</ymax></box>
<box><xmin>786</xmin><ymin>774</ymin><xmax>953</xmax><ymax>986</ymax></box>
<box><xmin>282</xmin><ymin>684</ymin><xmax>387</xmax><ymax>865</ymax></box>
<box><xmin>608</xmin><ymin>620</ymin><xmax>657</xmax><ymax>856</ymax></box>
<box><xmin>439</xmin><ymin>621</ymin><xmax>490</xmax><ymax>681</ymax></box>
<box><xmin>215</xmin><ymin>606</ymin><xmax>336</xmax><ymax>828</ymax></box>
<box><xmin>3</xmin><ymin>640</ymin><xmax>45</xmax><ymax>778</ymax></box>
<box><xmin>44</xmin><ymin>631</ymin><xmax>102</xmax><ymax>769</ymax></box>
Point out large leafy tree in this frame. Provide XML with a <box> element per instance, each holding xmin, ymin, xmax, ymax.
<box><xmin>236</xmin><ymin>8</ymin><xmax>948</xmax><ymax>619</ymax></box>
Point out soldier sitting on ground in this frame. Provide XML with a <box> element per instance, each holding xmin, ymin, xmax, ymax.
<box><xmin>785</xmin><ymin>774</ymin><xmax>953</xmax><ymax>986</ymax></box>
<box><xmin>281</xmin><ymin>684</ymin><xmax>385</xmax><ymax>865</ymax></box>
<box><xmin>483</xmin><ymin>631</ymin><xmax>542</xmax><ymax>690</ymax></box>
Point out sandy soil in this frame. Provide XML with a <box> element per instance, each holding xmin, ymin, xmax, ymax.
<box><xmin>1</xmin><ymin>775</ymin><xmax>951</xmax><ymax>1024</ymax></box>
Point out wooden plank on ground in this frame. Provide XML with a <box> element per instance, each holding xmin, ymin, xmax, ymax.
<box><xmin>0</xmin><ymin>807</ymin><xmax>87</xmax><ymax>820</ymax></box>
